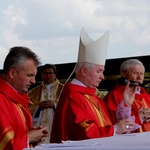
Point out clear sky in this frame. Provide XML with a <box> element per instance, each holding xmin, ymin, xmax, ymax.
<box><xmin>0</xmin><ymin>0</ymin><xmax>150</xmax><ymax>69</ymax></box>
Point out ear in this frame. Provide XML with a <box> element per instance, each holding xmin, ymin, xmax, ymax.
<box><xmin>9</xmin><ymin>68</ymin><xmax>16</xmax><ymax>79</ymax></box>
<box><xmin>81</xmin><ymin>66</ymin><xmax>87</xmax><ymax>77</ymax></box>
<box><xmin>121</xmin><ymin>71</ymin><xmax>126</xmax><ymax>78</ymax></box>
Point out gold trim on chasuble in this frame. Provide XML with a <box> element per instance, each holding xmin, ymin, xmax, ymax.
<box><xmin>136</xmin><ymin>98</ymin><xmax>148</xmax><ymax>133</ymax></box>
<box><xmin>0</xmin><ymin>127</ymin><xmax>14</xmax><ymax>149</ymax></box>
<box><xmin>15</xmin><ymin>104</ymin><xmax>29</xmax><ymax>132</ymax></box>
<box><xmin>84</xmin><ymin>94</ymin><xmax>111</xmax><ymax>127</ymax></box>
<box><xmin>0</xmin><ymin>104</ymin><xmax>29</xmax><ymax>149</ymax></box>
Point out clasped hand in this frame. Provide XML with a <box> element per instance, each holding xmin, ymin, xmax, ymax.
<box><xmin>28</xmin><ymin>126</ymin><xmax>49</xmax><ymax>145</ymax></box>
<box><xmin>39</xmin><ymin>100</ymin><xmax>54</xmax><ymax>110</ymax></box>
<box><xmin>139</xmin><ymin>107</ymin><xmax>150</xmax><ymax>122</ymax></box>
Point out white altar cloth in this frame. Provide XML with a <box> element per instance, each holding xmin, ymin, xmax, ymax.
<box><xmin>24</xmin><ymin>132</ymin><xmax>150</xmax><ymax>150</ymax></box>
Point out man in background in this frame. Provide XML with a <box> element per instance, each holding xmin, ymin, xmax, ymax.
<box><xmin>28</xmin><ymin>64</ymin><xmax>64</xmax><ymax>143</ymax></box>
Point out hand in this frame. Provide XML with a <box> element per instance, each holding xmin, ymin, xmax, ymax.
<box><xmin>123</xmin><ymin>82</ymin><xmax>137</xmax><ymax>107</ymax></box>
<box><xmin>115</xmin><ymin>118</ymin><xmax>134</xmax><ymax>134</ymax></box>
<box><xmin>46</xmin><ymin>100</ymin><xmax>54</xmax><ymax>108</ymax></box>
<box><xmin>39</xmin><ymin>100</ymin><xmax>54</xmax><ymax>110</ymax></box>
<box><xmin>28</xmin><ymin>126</ymin><xmax>49</xmax><ymax>144</ymax></box>
<box><xmin>139</xmin><ymin>107</ymin><xmax>150</xmax><ymax>122</ymax></box>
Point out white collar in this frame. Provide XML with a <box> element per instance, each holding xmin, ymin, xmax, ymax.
<box><xmin>71</xmin><ymin>78</ymin><xmax>86</xmax><ymax>87</ymax></box>
<box><xmin>45</xmin><ymin>83</ymin><xmax>52</xmax><ymax>89</ymax></box>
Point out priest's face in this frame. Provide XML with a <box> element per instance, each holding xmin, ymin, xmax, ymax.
<box><xmin>41</xmin><ymin>68</ymin><xmax>56</xmax><ymax>84</ymax></box>
<box><xmin>84</xmin><ymin>64</ymin><xmax>105</xmax><ymax>88</ymax></box>
<box><xmin>124</xmin><ymin>64</ymin><xmax>144</xmax><ymax>84</ymax></box>
<box><xmin>10</xmin><ymin>59</ymin><xmax>37</xmax><ymax>93</ymax></box>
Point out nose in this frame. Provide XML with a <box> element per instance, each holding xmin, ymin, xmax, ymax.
<box><xmin>136</xmin><ymin>73</ymin><xmax>142</xmax><ymax>79</ymax></box>
<box><xmin>31</xmin><ymin>77</ymin><xmax>36</xmax><ymax>84</ymax></box>
<box><xmin>100</xmin><ymin>73</ymin><xmax>105</xmax><ymax>80</ymax></box>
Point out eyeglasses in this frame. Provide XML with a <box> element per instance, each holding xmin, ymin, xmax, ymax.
<box><xmin>42</xmin><ymin>72</ymin><xmax>55</xmax><ymax>75</ymax></box>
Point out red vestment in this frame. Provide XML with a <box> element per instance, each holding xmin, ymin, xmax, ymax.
<box><xmin>51</xmin><ymin>83</ymin><xmax>116</xmax><ymax>143</ymax></box>
<box><xmin>0</xmin><ymin>78</ymin><xmax>32</xmax><ymax>150</ymax></box>
<box><xmin>104</xmin><ymin>84</ymin><xmax>150</xmax><ymax>132</ymax></box>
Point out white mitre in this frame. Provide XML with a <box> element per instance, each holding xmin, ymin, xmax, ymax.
<box><xmin>77</xmin><ymin>28</ymin><xmax>109</xmax><ymax>65</ymax></box>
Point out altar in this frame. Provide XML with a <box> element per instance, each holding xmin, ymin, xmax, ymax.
<box><xmin>24</xmin><ymin>132</ymin><xmax>150</xmax><ymax>150</ymax></box>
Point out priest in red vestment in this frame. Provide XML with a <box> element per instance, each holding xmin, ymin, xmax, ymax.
<box><xmin>0</xmin><ymin>47</ymin><xmax>49</xmax><ymax>150</ymax></box>
<box><xmin>104</xmin><ymin>59</ymin><xmax>150</xmax><ymax>132</ymax></box>
<box><xmin>51</xmin><ymin>28</ymin><xmax>137</xmax><ymax>143</ymax></box>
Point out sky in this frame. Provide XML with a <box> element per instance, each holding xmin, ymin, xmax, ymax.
<box><xmin>0</xmin><ymin>0</ymin><xmax>150</xmax><ymax>69</ymax></box>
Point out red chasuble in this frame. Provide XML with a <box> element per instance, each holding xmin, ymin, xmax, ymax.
<box><xmin>0</xmin><ymin>78</ymin><xmax>32</xmax><ymax>150</ymax></box>
<box><xmin>104</xmin><ymin>84</ymin><xmax>150</xmax><ymax>132</ymax></box>
<box><xmin>51</xmin><ymin>83</ymin><xmax>115</xmax><ymax>143</ymax></box>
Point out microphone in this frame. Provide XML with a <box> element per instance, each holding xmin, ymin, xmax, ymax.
<box><xmin>118</xmin><ymin>77</ymin><xmax>143</xmax><ymax>86</ymax></box>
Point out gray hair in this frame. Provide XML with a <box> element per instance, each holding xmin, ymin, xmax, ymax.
<box><xmin>120</xmin><ymin>59</ymin><xmax>145</xmax><ymax>75</ymax></box>
<box><xmin>3</xmin><ymin>46</ymin><xmax>41</xmax><ymax>74</ymax></box>
<box><xmin>75</xmin><ymin>62</ymin><xmax>95</xmax><ymax>73</ymax></box>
